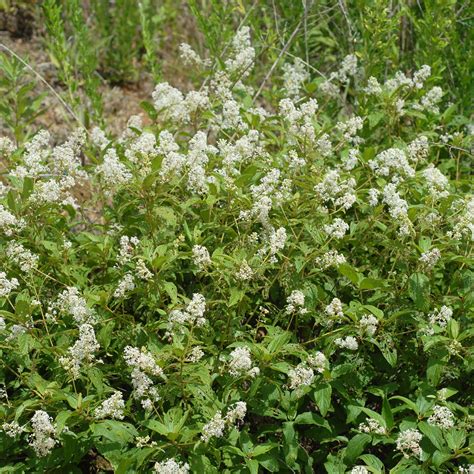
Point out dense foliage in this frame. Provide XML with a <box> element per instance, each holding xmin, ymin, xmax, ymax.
<box><xmin>0</xmin><ymin>2</ymin><xmax>473</xmax><ymax>473</ymax></box>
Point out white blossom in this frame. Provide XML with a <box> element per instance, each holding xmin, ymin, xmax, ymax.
<box><xmin>59</xmin><ymin>323</ymin><xmax>100</xmax><ymax>378</ymax></box>
<box><xmin>228</xmin><ymin>347</ymin><xmax>259</xmax><ymax>378</ymax></box>
<box><xmin>95</xmin><ymin>392</ymin><xmax>125</xmax><ymax>420</ymax></box>
<box><xmin>396</xmin><ymin>428</ymin><xmax>422</xmax><ymax>458</ymax></box>
<box><xmin>2</xmin><ymin>421</ymin><xmax>24</xmax><ymax>437</ymax></box>
<box><xmin>325</xmin><ymin>298</ymin><xmax>344</xmax><ymax>319</ymax></box>
<box><xmin>169</xmin><ymin>293</ymin><xmax>206</xmax><ymax>328</ymax></box>
<box><xmin>285</xmin><ymin>290</ymin><xmax>308</xmax><ymax>315</ymax></box>
<box><xmin>419</xmin><ymin>248</ymin><xmax>441</xmax><ymax>270</ymax></box>
<box><xmin>334</xmin><ymin>336</ymin><xmax>358</xmax><ymax>350</ymax></box>
<box><xmin>428</xmin><ymin>405</ymin><xmax>455</xmax><ymax>429</ymax></box>
<box><xmin>288</xmin><ymin>364</ymin><xmax>314</xmax><ymax>389</ymax></box>
<box><xmin>359</xmin><ymin>314</ymin><xmax>378</xmax><ymax>336</ymax></box>
<box><xmin>114</xmin><ymin>273</ymin><xmax>135</xmax><ymax>298</ymax></box>
<box><xmin>358</xmin><ymin>418</ymin><xmax>386</xmax><ymax>434</ymax></box>
<box><xmin>154</xmin><ymin>458</ymin><xmax>190</xmax><ymax>474</ymax></box>
<box><xmin>315</xmin><ymin>250</ymin><xmax>346</xmax><ymax>269</ymax></box>
<box><xmin>323</xmin><ymin>218</ymin><xmax>349</xmax><ymax>239</ymax></box>
<box><xmin>29</xmin><ymin>410</ymin><xmax>57</xmax><ymax>457</ymax></box>
<box><xmin>0</xmin><ymin>272</ymin><xmax>19</xmax><ymax>298</ymax></box>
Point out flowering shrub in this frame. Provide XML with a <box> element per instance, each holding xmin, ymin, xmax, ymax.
<box><xmin>0</xmin><ymin>27</ymin><xmax>472</xmax><ymax>473</ymax></box>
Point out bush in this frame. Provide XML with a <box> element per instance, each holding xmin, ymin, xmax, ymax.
<box><xmin>0</xmin><ymin>25</ymin><xmax>472</xmax><ymax>473</ymax></box>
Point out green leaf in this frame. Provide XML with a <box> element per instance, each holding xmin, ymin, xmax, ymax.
<box><xmin>313</xmin><ymin>383</ymin><xmax>332</xmax><ymax>416</ymax></box>
<box><xmin>408</xmin><ymin>273</ymin><xmax>430</xmax><ymax>310</ymax></box>
<box><xmin>359</xmin><ymin>454</ymin><xmax>384</xmax><ymax>472</ymax></box>
<box><xmin>419</xmin><ymin>421</ymin><xmax>446</xmax><ymax>451</ymax></box>
<box><xmin>445</xmin><ymin>429</ymin><xmax>466</xmax><ymax>451</ymax></box>
<box><xmin>338</xmin><ymin>264</ymin><xmax>362</xmax><ymax>285</ymax></box>
<box><xmin>282</xmin><ymin>422</ymin><xmax>298</xmax><ymax>468</ymax></box>
<box><xmin>344</xmin><ymin>434</ymin><xmax>371</xmax><ymax>464</ymax></box>
<box><xmin>390</xmin><ymin>396</ymin><xmax>419</xmax><ymax>415</ymax></box>
<box><xmin>359</xmin><ymin>278</ymin><xmax>385</xmax><ymax>290</ymax></box>
<box><xmin>229</xmin><ymin>287</ymin><xmax>245</xmax><ymax>306</ymax></box>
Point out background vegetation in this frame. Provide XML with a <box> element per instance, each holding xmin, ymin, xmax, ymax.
<box><xmin>0</xmin><ymin>1</ymin><xmax>472</xmax><ymax>473</ymax></box>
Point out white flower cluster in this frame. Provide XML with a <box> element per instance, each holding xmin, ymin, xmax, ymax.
<box><xmin>29</xmin><ymin>410</ymin><xmax>57</xmax><ymax>457</ymax></box>
<box><xmin>351</xmin><ymin>466</ymin><xmax>369</xmax><ymax>474</ymax></box>
<box><xmin>448</xmin><ymin>197</ymin><xmax>474</xmax><ymax>240</ymax></box>
<box><xmin>364</xmin><ymin>77</ymin><xmax>382</xmax><ymax>95</ymax></box>
<box><xmin>136</xmin><ymin>259</ymin><xmax>153</xmax><ymax>280</ymax></box>
<box><xmin>225</xmin><ymin>26</ymin><xmax>255</xmax><ymax>76</ymax></box>
<box><xmin>336</xmin><ymin>116</ymin><xmax>364</xmax><ymax>144</ymax></box>
<box><xmin>154</xmin><ymin>458</ymin><xmax>190</xmax><ymax>474</ymax></box>
<box><xmin>124</xmin><ymin>131</ymin><xmax>157</xmax><ymax>176</ymax></box>
<box><xmin>97</xmin><ymin>148</ymin><xmax>132</xmax><ymax>193</ymax></box>
<box><xmin>240</xmin><ymin>168</ymin><xmax>291</xmax><ymax>226</ymax></box>
<box><xmin>323</xmin><ymin>218</ymin><xmax>349</xmax><ymax>239</ymax></box>
<box><xmin>118</xmin><ymin>235</ymin><xmax>140</xmax><ymax>265</ymax></box>
<box><xmin>325</xmin><ymin>298</ymin><xmax>344</xmax><ymax>319</ymax></box>
<box><xmin>359</xmin><ymin>314</ymin><xmax>378</xmax><ymax>336</ymax></box>
<box><xmin>6</xmin><ymin>241</ymin><xmax>39</xmax><ymax>272</ymax></box>
<box><xmin>186</xmin><ymin>346</ymin><xmax>204</xmax><ymax>363</ymax></box>
<box><xmin>396</xmin><ymin>428</ymin><xmax>423</xmax><ymax>459</ymax></box>
<box><xmin>307</xmin><ymin>351</ymin><xmax>328</xmax><ymax>373</ymax></box>
<box><xmin>201</xmin><ymin>401</ymin><xmax>247</xmax><ymax>443</ymax></box>
<box><xmin>358</xmin><ymin>418</ymin><xmax>386</xmax><ymax>434</ymax></box>
<box><xmin>316</xmin><ymin>133</ymin><xmax>332</xmax><ymax>158</ymax></box>
<box><xmin>428</xmin><ymin>305</ymin><xmax>453</xmax><ymax>330</ymax></box>
<box><xmin>427</xmin><ymin>405</ymin><xmax>455</xmax><ymax>429</ymax></box>
<box><xmin>90</xmin><ymin>127</ymin><xmax>110</xmax><ymax>150</ymax></box>
<box><xmin>282</xmin><ymin>58</ymin><xmax>309</xmax><ymax>98</ymax></box>
<box><xmin>288</xmin><ymin>364</ymin><xmax>314</xmax><ymax>390</ymax></box>
<box><xmin>235</xmin><ymin>260</ymin><xmax>254</xmax><ymax>281</ymax></box>
<box><xmin>124</xmin><ymin>346</ymin><xmax>164</xmax><ymax>409</ymax></box>
<box><xmin>192</xmin><ymin>245</ymin><xmax>211</xmax><ymax>270</ymax></box>
<box><xmin>217</xmin><ymin>129</ymin><xmax>262</xmax><ymax>178</ymax></box>
<box><xmin>279</xmin><ymin>98</ymin><xmax>318</xmax><ymax>144</ymax></box>
<box><xmin>285</xmin><ymin>290</ymin><xmax>308</xmax><ymax>315</ymax></box>
<box><xmin>408</xmin><ymin>136</ymin><xmax>429</xmax><ymax>162</ymax></box>
<box><xmin>315</xmin><ymin>250</ymin><xmax>346</xmax><ymax>269</ymax></box>
<box><xmin>0</xmin><ymin>136</ymin><xmax>15</xmax><ymax>155</ymax></box>
<box><xmin>368</xmin><ymin>148</ymin><xmax>414</xmax><ymax>180</ymax></box>
<box><xmin>419</xmin><ymin>248</ymin><xmax>441</xmax><ymax>270</ymax></box>
<box><xmin>47</xmin><ymin>287</ymin><xmax>95</xmax><ymax>325</ymax></box>
<box><xmin>29</xmin><ymin>176</ymin><xmax>76</xmax><ymax>206</ymax></box>
<box><xmin>114</xmin><ymin>273</ymin><xmax>135</xmax><ymax>298</ymax></box>
<box><xmin>59</xmin><ymin>323</ymin><xmax>100</xmax><ymax>378</ymax></box>
<box><xmin>0</xmin><ymin>271</ymin><xmax>19</xmax><ymax>298</ymax></box>
<box><xmin>368</xmin><ymin>188</ymin><xmax>380</xmax><ymax>206</ymax></box>
<box><xmin>256</xmin><ymin>226</ymin><xmax>287</xmax><ymax>263</ymax></box>
<box><xmin>422</xmin><ymin>164</ymin><xmax>449</xmax><ymax>199</ymax></box>
<box><xmin>384</xmin><ymin>65</ymin><xmax>431</xmax><ymax>92</ymax></box>
<box><xmin>330</xmin><ymin>54</ymin><xmax>358</xmax><ymax>83</ymax></box>
<box><xmin>0</xmin><ymin>204</ymin><xmax>25</xmax><ymax>236</ymax></box>
<box><xmin>334</xmin><ymin>336</ymin><xmax>358</xmax><ymax>350</ymax></box>
<box><xmin>228</xmin><ymin>347</ymin><xmax>259</xmax><ymax>378</ymax></box>
<box><xmin>179</xmin><ymin>42</ymin><xmax>208</xmax><ymax>68</ymax></box>
<box><xmin>11</xmin><ymin>130</ymin><xmax>50</xmax><ymax>178</ymax></box>
<box><xmin>382</xmin><ymin>183</ymin><xmax>411</xmax><ymax>236</ymax></box>
<box><xmin>169</xmin><ymin>293</ymin><xmax>206</xmax><ymax>328</ymax></box>
<box><xmin>2</xmin><ymin>421</ymin><xmax>24</xmax><ymax>437</ymax></box>
<box><xmin>313</xmin><ymin>169</ymin><xmax>356</xmax><ymax>210</ymax></box>
<box><xmin>415</xmin><ymin>86</ymin><xmax>443</xmax><ymax>114</ymax></box>
<box><xmin>95</xmin><ymin>391</ymin><xmax>125</xmax><ymax>420</ymax></box>
<box><xmin>185</xmin><ymin>131</ymin><xmax>217</xmax><ymax>194</ymax></box>
<box><xmin>152</xmin><ymin>83</ymin><xmax>209</xmax><ymax>124</ymax></box>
